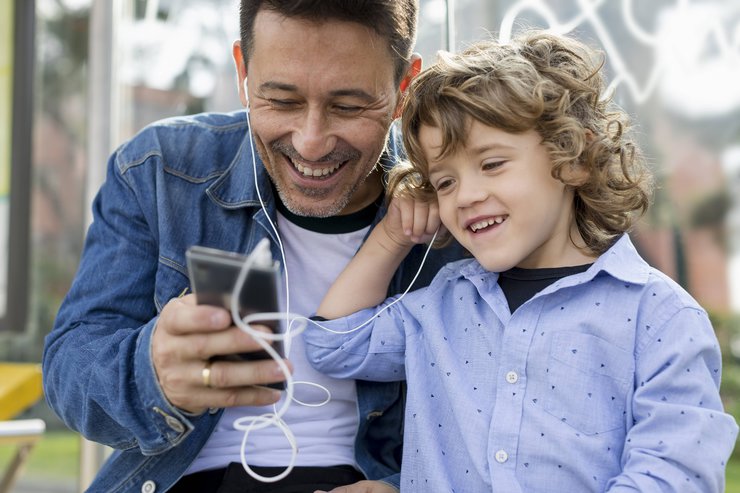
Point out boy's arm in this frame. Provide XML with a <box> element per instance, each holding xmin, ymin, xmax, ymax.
<box><xmin>317</xmin><ymin>197</ymin><xmax>440</xmax><ymax>319</ymax></box>
<box><xmin>606</xmin><ymin>306</ymin><xmax>738</xmax><ymax>492</ymax></box>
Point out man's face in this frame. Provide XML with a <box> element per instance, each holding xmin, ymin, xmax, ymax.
<box><xmin>234</xmin><ymin>10</ymin><xmax>403</xmax><ymax>217</ymax></box>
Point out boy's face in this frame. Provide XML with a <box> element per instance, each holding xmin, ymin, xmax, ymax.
<box><xmin>233</xmin><ymin>10</ymin><xmax>406</xmax><ymax>217</ymax></box>
<box><xmin>423</xmin><ymin>120</ymin><xmax>595</xmax><ymax>271</ymax></box>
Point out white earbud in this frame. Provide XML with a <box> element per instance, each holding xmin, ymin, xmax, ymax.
<box><xmin>243</xmin><ymin>77</ymin><xmax>250</xmax><ymax>110</ymax></box>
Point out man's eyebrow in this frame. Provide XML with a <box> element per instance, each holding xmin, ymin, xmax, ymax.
<box><xmin>258</xmin><ymin>81</ymin><xmax>375</xmax><ymax>103</ymax></box>
<box><xmin>259</xmin><ymin>81</ymin><xmax>297</xmax><ymax>92</ymax></box>
<box><xmin>328</xmin><ymin>89</ymin><xmax>376</xmax><ymax>103</ymax></box>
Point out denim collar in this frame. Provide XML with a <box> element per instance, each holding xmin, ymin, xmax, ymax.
<box><xmin>205</xmin><ymin>127</ymin><xmax>276</xmax><ymax>211</ymax></box>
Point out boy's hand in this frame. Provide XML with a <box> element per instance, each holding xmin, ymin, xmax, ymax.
<box><xmin>379</xmin><ymin>196</ymin><xmax>443</xmax><ymax>251</ymax></box>
<box><xmin>317</xmin><ymin>195</ymin><xmax>443</xmax><ymax>320</ymax></box>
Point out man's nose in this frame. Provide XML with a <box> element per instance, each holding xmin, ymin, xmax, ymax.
<box><xmin>292</xmin><ymin>108</ymin><xmax>337</xmax><ymax>162</ymax></box>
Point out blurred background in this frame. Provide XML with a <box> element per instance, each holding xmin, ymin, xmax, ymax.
<box><xmin>1</xmin><ymin>0</ymin><xmax>739</xmax><ymax>491</ymax></box>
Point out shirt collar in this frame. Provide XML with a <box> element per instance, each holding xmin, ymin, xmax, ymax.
<box><xmin>588</xmin><ymin>234</ymin><xmax>651</xmax><ymax>285</ymax></box>
<box><xmin>452</xmin><ymin>234</ymin><xmax>650</xmax><ymax>286</ymax></box>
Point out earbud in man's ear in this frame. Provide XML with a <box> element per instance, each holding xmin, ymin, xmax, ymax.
<box><xmin>243</xmin><ymin>77</ymin><xmax>250</xmax><ymax>109</ymax></box>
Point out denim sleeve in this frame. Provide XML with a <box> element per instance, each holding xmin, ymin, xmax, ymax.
<box><xmin>42</xmin><ymin>149</ymin><xmax>196</xmax><ymax>454</ymax></box>
<box><xmin>379</xmin><ymin>473</ymin><xmax>400</xmax><ymax>491</ymax></box>
<box><xmin>605</xmin><ymin>306</ymin><xmax>739</xmax><ymax>492</ymax></box>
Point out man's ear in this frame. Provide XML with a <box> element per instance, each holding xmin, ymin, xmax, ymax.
<box><xmin>393</xmin><ymin>54</ymin><xmax>422</xmax><ymax>119</ymax></box>
<box><xmin>232</xmin><ymin>40</ymin><xmax>248</xmax><ymax>107</ymax></box>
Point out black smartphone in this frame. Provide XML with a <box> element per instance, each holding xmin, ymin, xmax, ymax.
<box><xmin>186</xmin><ymin>243</ymin><xmax>286</xmax><ymax>390</ymax></box>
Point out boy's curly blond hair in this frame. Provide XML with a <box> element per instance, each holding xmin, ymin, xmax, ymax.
<box><xmin>390</xmin><ymin>30</ymin><xmax>653</xmax><ymax>255</ymax></box>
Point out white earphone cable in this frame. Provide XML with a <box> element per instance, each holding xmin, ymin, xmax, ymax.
<box><xmin>231</xmin><ymin>76</ymin><xmax>435</xmax><ymax>483</ymax></box>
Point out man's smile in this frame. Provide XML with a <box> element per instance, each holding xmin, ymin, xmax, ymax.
<box><xmin>289</xmin><ymin>156</ymin><xmax>346</xmax><ymax>179</ymax></box>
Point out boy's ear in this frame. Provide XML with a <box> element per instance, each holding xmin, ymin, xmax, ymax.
<box><xmin>393</xmin><ymin>54</ymin><xmax>422</xmax><ymax>119</ymax></box>
<box><xmin>562</xmin><ymin>129</ymin><xmax>595</xmax><ymax>185</ymax></box>
<box><xmin>562</xmin><ymin>162</ymin><xmax>590</xmax><ymax>186</ymax></box>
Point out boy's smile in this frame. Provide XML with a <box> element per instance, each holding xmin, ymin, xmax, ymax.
<box><xmin>423</xmin><ymin>120</ymin><xmax>596</xmax><ymax>271</ymax></box>
<box><xmin>466</xmin><ymin>214</ymin><xmax>508</xmax><ymax>233</ymax></box>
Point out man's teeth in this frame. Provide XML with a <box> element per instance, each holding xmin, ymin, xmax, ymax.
<box><xmin>470</xmin><ymin>216</ymin><xmax>505</xmax><ymax>232</ymax></box>
<box><xmin>293</xmin><ymin>160</ymin><xmax>341</xmax><ymax>177</ymax></box>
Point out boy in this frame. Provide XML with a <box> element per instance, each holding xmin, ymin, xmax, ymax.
<box><xmin>305</xmin><ymin>32</ymin><xmax>738</xmax><ymax>492</ymax></box>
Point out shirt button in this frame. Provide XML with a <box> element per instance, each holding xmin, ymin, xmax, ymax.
<box><xmin>505</xmin><ymin>371</ymin><xmax>518</xmax><ymax>384</ymax></box>
<box><xmin>495</xmin><ymin>450</ymin><xmax>509</xmax><ymax>463</ymax></box>
<box><xmin>141</xmin><ymin>480</ymin><xmax>156</xmax><ymax>492</ymax></box>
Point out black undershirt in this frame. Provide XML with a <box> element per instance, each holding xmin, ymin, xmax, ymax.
<box><xmin>498</xmin><ymin>263</ymin><xmax>592</xmax><ymax>313</ymax></box>
<box><xmin>275</xmin><ymin>193</ymin><xmax>381</xmax><ymax>233</ymax></box>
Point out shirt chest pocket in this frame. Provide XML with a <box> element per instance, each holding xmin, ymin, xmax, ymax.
<box><xmin>544</xmin><ymin>331</ymin><xmax>632</xmax><ymax>435</ymax></box>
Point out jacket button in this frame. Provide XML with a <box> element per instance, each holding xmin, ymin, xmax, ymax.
<box><xmin>164</xmin><ymin>415</ymin><xmax>185</xmax><ymax>433</ymax></box>
<box><xmin>141</xmin><ymin>480</ymin><xmax>156</xmax><ymax>492</ymax></box>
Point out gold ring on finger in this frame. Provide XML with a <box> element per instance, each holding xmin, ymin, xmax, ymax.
<box><xmin>202</xmin><ymin>361</ymin><xmax>213</xmax><ymax>388</ymax></box>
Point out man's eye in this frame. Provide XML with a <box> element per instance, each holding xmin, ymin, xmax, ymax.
<box><xmin>334</xmin><ymin>104</ymin><xmax>363</xmax><ymax>114</ymax></box>
<box><xmin>268</xmin><ymin>99</ymin><xmax>298</xmax><ymax>108</ymax></box>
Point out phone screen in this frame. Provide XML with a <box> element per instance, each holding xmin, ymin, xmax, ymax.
<box><xmin>186</xmin><ymin>245</ymin><xmax>286</xmax><ymax>390</ymax></box>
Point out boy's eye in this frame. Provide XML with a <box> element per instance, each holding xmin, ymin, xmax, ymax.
<box><xmin>435</xmin><ymin>178</ymin><xmax>454</xmax><ymax>191</ymax></box>
<box><xmin>482</xmin><ymin>161</ymin><xmax>506</xmax><ymax>171</ymax></box>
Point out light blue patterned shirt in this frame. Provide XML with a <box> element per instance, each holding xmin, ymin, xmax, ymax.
<box><xmin>305</xmin><ymin>235</ymin><xmax>738</xmax><ymax>492</ymax></box>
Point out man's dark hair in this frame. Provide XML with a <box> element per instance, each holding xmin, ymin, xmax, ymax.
<box><xmin>239</xmin><ymin>0</ymin><xmax>419</xmax><ymax>84</ymax></box>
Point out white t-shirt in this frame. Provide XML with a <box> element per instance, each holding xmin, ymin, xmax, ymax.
<box><xmin>186</xmin><ymin>210</ymin><xmax>370</xmax><ymax>473</ymax></box>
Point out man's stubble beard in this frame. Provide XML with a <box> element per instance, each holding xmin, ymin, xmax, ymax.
<box><xmin>274</xmin><ymin>174</ymin><xmax>364</xmax><ymax>218</ymax></box>
<box><xmin>254</xmin><ymin>137</ymin><xmax>382</xmax><ymax>218</ymax></box>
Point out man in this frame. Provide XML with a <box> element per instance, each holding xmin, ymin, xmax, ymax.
<box><xmin>43</xmin><ymin>1</ymin><xmax>462</xmax><ymax>492</ymax></box>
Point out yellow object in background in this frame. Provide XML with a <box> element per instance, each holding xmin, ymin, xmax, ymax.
<box><xmin>0</xmin><ymin>363</ymin><xmax>45</xmax><ymax>493</ymax></box>
<box><xmin>0</xmin><ymin>364</ymin><xmax>43</xmax><ymax>421</ymax></box>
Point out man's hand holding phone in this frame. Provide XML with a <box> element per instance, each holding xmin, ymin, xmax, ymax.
<box><xmin>152</xmin><ymin>296</ymin><xmax>288</xmax><ymax>415</ymax></box>
<box><xmin>151</xmin><ymin>242</ymin><xmax>290</xmax><ymax>415</ymax></box>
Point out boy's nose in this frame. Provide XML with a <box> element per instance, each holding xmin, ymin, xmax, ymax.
<box><xmin>456</xmin><ymin>177</ymin><xmax>489</xmax><ymax>208</ymax></box>
<box><xmin>292</xmin><ymin>109</ymin><xmax>337</xmax><ymax>162</ymax></box>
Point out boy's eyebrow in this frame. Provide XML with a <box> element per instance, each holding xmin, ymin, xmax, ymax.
<box><xmin>427</xmin><ymin>159</ymin><xmax>447</xmax><ymax>175</ymax></box>
<box><xmin>259</xmin><ymin>81</ymin><xmax>375</xmax><ymax>102</ymax></box>
<box><xmin>470</xmin><ymin>142</ymin><xmax>518</xmax><ymax>154</ymax></box>
<box><xmin>427</xmin><ymin>142</ymin><xmax>519</xmax><ymax>173</ymax></box>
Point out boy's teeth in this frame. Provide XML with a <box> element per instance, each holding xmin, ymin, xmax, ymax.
<box><xmin>470</xmin><ymin>216</ymin><xmax>505</xmax><ymax>232</ymax></box>
<box><xmin>293</xmin><ymin>160</ymin><xmax>341</xmax><ymax>177</ymax></box>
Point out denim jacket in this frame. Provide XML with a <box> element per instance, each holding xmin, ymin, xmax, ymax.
<box><xmin>42</xmin><ymin>111</ymin><xmax>463</xmax><ymax>493</ymax></box>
